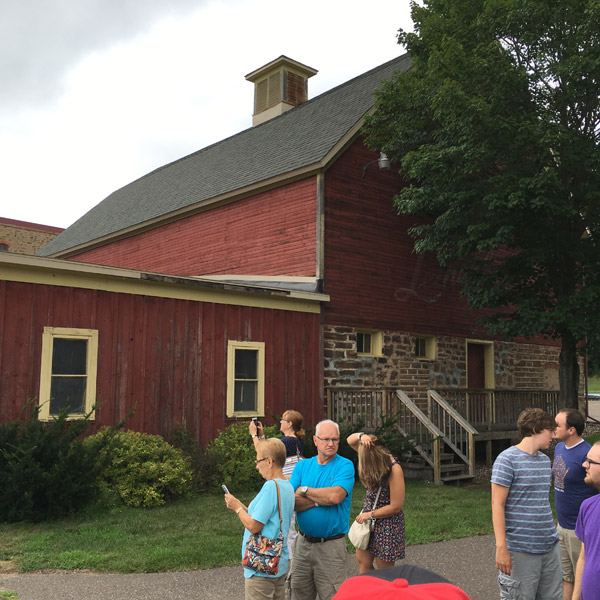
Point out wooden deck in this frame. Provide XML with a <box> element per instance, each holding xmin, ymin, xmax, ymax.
<box><xmin>325</xmin><ymin>386</ymin><xmax>561</xmax><ymax>476</ymax></box>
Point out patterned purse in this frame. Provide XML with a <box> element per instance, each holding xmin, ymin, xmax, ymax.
<box><xmin>242</xmin><ymin>480</ymin><xmax>284</xmax><ymax>575</ymax></box>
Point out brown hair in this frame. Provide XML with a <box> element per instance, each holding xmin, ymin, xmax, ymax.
<box><xmin>282</xmin><ymin>409</ymin><xmax>305</xmax><ymax>441</ymax></box>
<box><xmin>559</xmin><ymin>408</ymin><xmax>586</xmax><ymax>436</ymax></box>
<box><xmin>357</xmin><ymin>435</ymin><xmax>392</xmax><ymax>491</ymax></box>
<box><xmin>257</xmin><ymin>438</ymin><xmax>287</xmax><ymax>468</ymax></box>
<box><xmin>517</xmin><ymin>408</ymin><xmax>555</xmax><ymax>438</ymax></box>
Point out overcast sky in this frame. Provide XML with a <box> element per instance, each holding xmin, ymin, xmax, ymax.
<box><xmin>1</xmin><ymin>0</ymin><xmax>413</xmax><ymax>228</ymax></box>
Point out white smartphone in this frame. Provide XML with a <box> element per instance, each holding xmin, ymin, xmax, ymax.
<box><xmin>222</xmin><ymin>484</ymin><xmax>230</xmax><ymax>494</ymax></box>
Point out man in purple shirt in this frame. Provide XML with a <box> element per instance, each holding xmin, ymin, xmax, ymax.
<box><xmin>573</xmin><ymin>441</ymin><xmax>600</xmax><ymax>600</ymax></box>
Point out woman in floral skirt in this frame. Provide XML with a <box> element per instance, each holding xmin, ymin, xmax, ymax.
<box><xmin>347</xmin><ymin>432</ymin><xmax>406</xmax><ymax>573</ymax></box>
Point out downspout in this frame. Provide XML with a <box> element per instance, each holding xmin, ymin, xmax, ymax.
<box><xmin>316</xmin><ymin>171</ymin><xmax>326</xmax><ymax>418</ymax></box>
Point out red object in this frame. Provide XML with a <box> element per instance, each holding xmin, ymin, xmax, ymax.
<box><xmin>333</xmin><ymin>576</ymin><xmax>471</xmax><ymax>600</ymax></box>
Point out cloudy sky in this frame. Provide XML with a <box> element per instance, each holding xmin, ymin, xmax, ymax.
<box><xmin>1</xmin><ymin>0</ymin><xmax>413</xmax><ymax>228</ymax></box>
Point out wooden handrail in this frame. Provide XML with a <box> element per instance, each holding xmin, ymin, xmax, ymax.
<box><xmin>395</xmin><ymin>389</ymin><xmax>443</xmax><ymax>485</ymax></box>
<box><xmin>429</xmin><ymin>390</ymin><xmax>478</xmax><ymax>434</ymax></box>
<box><xmin>428</xmin><ymin>390</ymin><xmax>478</xmax><ymax>477</ymax></box>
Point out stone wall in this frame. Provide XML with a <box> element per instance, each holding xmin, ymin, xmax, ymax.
<box><xmin>324</xmin><ymin>324</ymin><xmax>562</xmax><ymax>408</ymax></box>
<box><xmin>0</xmin><ymin>219</ymin><xmax>63</xmax><ymax>255</ymax></box>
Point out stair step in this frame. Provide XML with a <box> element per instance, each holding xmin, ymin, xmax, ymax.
<box><xmin>441</xmin><ymin>473</ymin><xmax>475</xmax><ymax>482</ymax></box>
<box><xmin>440</xmin><ymin>463</ymin><xmax>468</xmax><ymax>473</ymax></box>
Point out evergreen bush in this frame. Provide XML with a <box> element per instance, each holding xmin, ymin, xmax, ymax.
<box><xmin>0</xmin><ymin>401</ymin><xmax>100</xmax><ymax>522</ymax></box>
<box><xmin>86</xmin><ymin>428</ymin><xmax>193</xmax><ymax>508</ymax></box>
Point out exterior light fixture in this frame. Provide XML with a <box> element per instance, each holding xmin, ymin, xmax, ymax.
<box><xmin>361</xmin><ymin>152</ymin><xmax>391</xmax><ymax>176</ymax></box>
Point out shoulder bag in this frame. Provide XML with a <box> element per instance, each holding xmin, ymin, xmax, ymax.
<box><xmin>242</xmin><ymin>480</ymin><xmax>284</xmax><ymax>575</ymax></box>
<box><xmin>348</xmin><ymin>485</ymin><xmax>382</xmax><ymax>550</ymax></box>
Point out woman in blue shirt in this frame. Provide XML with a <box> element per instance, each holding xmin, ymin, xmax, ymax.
<box><xmin>225</xmin><ymin>438</ymin><xmax>295</xmax><ymax>600</ymax></box>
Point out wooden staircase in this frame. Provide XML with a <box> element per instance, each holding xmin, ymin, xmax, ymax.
<box><xmin>324</xmin><ymin>385</ymin><xmax>479</xmax><ymax>485</ymax></box>
<box><xmin>395</xmin><ymin>389</ymin><xmax>478</xmax><ymax>485</ymax></box>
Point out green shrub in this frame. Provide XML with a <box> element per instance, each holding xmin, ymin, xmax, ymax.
<box><xmin>204</xmin><ymin>422</ymin><xmax>280</xmax><ymax>493</ymax></box>
<box><xmin>0</xmin><ymin>400</ymin><xmax>100</xmax><ymax>522</ymax></box>
<box><xmin>86</xmin><ymin>428</ymin><xmax>193</xmax><ymax>508</ymax></box>
<box><xmin>172</xmin><ymin>424</ymin><xmax>221</xmax><ymax>495</ymax></box>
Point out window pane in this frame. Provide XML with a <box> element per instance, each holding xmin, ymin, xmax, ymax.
<box><xmin>357</xmin><ymin>333</ymin><xmax>371</xmax><ymax>354</ymax></box>
<box><xmin>234</xmin><ymin>381</ymin><xmax>257</xmax><ymax>412</ymax></box>
<box><xmin>235</xmin><ymin>349</ymin><xmax>257</xmax><ymax>379</ymax></box>
<box><xmin>49</xmin><ymin>377</ymin><xmax>86</xmax><ymax>414</ymax></box>
<box><xmin>52</xmin><ymin>338</ymin><xmax>87</xmax><ymax>375</ymax></box>
<box><xmin>415</xmin><ymin>338</ymin><xmax>426</xmax><ymax>357</ymax></box>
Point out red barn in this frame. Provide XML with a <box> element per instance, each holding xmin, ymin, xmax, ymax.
<box><xmin>2</xmin><ymin>55</ymin><xmax>566</xmax><ymax>474</ymax></box>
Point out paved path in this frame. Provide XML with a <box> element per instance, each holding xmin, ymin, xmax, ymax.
<box><xmin>0</xmin><ymin>535</ymin><xmax>497</xmax><ymax>600</ymax></box>
<box><xmin>587</xmin><ymin>398</ymin><xmax>600</xmax><ymax>422</ymax></box>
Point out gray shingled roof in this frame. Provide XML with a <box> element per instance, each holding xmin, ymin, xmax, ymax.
<box><xmin>39</xmin><ymin>54</ymin><xmax>411</xmax><ymax>257</ymax></box>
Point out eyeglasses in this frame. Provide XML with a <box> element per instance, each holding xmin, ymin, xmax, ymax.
<box><xmin>315</xmin><ymin>435</ymin><xmax>340</xmax><ymax>444</ymax></box>
<box><xmin>255</xmin><ymin>457</ymin><xmax>269</xmax><ymax>465</ymax></box>
<box><xmin>584</xmin><ymin>456</ymin><xmax>600</xmax><ymax>466</ymax></box>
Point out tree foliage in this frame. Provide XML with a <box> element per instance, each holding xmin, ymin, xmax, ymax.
<box><xmin>364</xmin><ymin>0</ymin><xmax>600</xmax><ymax>406</ymax></box>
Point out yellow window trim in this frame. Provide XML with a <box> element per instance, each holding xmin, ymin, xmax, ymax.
<box><xmin>226</xmin><ymin>340</ymin><xmax>265</xmax><ymax>418</ymax></box>
<box><xmin>357</xmin><ymin>329</ymin><xmax>383</xmax><ymax>357</ymax></box>
<box><xmin>38</xmin><ymin>327</ymin><xmax>98</xmax><ymax>421</ymax></box>
<box><xmin>415</xmin><ymin>334</ymin><xmax>437</xmax><ymax>361</ymax></box>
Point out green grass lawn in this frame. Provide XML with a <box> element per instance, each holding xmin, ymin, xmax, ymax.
<box><xmin>588</xmin><ymin>375</ymin><xmax>600</xmax><ymax>393</ymax></box>
<box><xmin>0</xmin><ymin>481</ymin><xmax>493</xmax><ymax>574</ymax></box>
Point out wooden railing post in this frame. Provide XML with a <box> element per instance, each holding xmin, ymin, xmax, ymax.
<box><xmin>326</xmin><ymin>388</ymin><xmax>332</xmax><ymax>420</ymax></box>
<box><xmin>433</xmin><ymin>437</ymin><xmax>441</xmax><ymax>485</ymax></box>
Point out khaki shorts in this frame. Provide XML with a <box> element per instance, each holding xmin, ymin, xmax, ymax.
<box><xmin>557</xmin><ymin>524</ymin><xmax>583</xmax><ymax>583</ymax></box>
<box><xmin>245</xmin><ymin>572</ymin><xmax>286</xmax><ymax>600</ymax></box>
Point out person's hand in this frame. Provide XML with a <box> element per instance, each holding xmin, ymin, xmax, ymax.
<box><xmin>355</xmin><ymin>511</ymin><xmax>371</xmax><ymax>524</ymax></box>
<box><xmin>224</xmin><ymin>493</ymin><xmax>244</xmax><ymax>513</ymax></box>
<box><xmin>360</xmin><ymin>434</ymin><xmax>373</xmax><ymax>447</ymax></box>
<box><xmin>495</xmin><ymin>545</ymin><xmax>512</xmax><ymax>575</ymax></box>
<box><xmin>249</xmin><ymin>420</ymin><xmax>258</xmax><ymax>436</ymax></box>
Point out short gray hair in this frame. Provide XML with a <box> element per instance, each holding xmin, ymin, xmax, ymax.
<box><xmin>315</xmin><ymin>419</ymin><xmax>340</xmax><ymax>437</ymax></box>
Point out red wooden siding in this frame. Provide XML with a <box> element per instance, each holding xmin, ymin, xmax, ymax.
<box><xmin>323</xmin><ymin>139</ymin><xmax>481</xmax><ymax>337</ymax></box>
<box><xmin>323</xmin><ymin>140</ymin><xmax>560</xmax><ymax>348</ymax></box>
<box><xmin>0</xmin><ymin>280</ymin><xmax>322</xmax><ymax>445</ymax></box>
<box><xmin>70</xmin><ymin>177</ymin><xmax>318</xmax><ymax>277</ymax></box>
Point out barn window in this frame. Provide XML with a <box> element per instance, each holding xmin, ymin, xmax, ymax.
<box><xmin>357</xmin><ymin>329</ymin><xmax>383</xmax><ymax>357</ymax></box>
<box><xmin>415</xmin><ymin>335</ymin><xmax>436</xmax><ymax>360</ymax></box>
<box><xmin>38</xmin><ymin>327</ymin><xmax>98</xmax><ymax>421</ymax></box>
<box><xmin>0</xmin><ymin>243</ymin><xmax>8</xmax><ymax>252</ymax></box>
<box><xmin>227</xmin><ymin>340</ymin><xmax>265</xmax><ymax>418</ymax></box>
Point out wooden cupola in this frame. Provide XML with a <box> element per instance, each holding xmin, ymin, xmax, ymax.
<box><xmin>245</xmin><ymin>55</ymin><xmax>318</xmax><ymax>126</ymax></box>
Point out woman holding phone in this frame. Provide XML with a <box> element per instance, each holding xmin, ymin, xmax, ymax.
<box><xmin>224</xmin><ymin>437</ymin><xmax>295</xmax><ymax>600</ymax></box>
<box><xmin>250</xmin><ymin>412</ymin><xmax>304</xmax><ymax>559</ymax></box>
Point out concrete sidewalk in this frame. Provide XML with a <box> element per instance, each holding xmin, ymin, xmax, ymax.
<box><xmin>0</xmin><ymin>535</ymin><xmax>497</xmax><ymax>600</ymax></box>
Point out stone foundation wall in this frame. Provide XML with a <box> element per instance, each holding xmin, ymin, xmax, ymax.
<box><xmin>324</xmin><ymin>325</ymin><xmax>563</xmax><ymax>409</ymax></box>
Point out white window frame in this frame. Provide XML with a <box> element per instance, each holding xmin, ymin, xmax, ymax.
<box><xmin>38</xmin><ymin>327</ymin><xmax>98</xmax><ymax>421</ymax></box>
<box><xmin>226</xmin><ymin>340</ymin><xmax>265</xmax><ymax>418</ymax></box>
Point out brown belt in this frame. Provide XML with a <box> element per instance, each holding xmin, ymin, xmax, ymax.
<box><xmin>299</xmin><ymin>530</ymin><xmax>345</xmax><ymax>544</ymax></box>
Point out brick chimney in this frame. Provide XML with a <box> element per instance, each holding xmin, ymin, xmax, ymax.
<box><xmin>245</xmin><ymin>56</ymin><xmax>317</xmax><ymax>126</ymax></box>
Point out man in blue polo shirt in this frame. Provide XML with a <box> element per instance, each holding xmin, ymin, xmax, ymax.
<box><xmin>289</xmin><ymin>419</ymin><xmax>355</xmax><ymax>600</ymax></box>
<box><xmin>491</xmin><ymin>407</ymin><xmax>561</xmax><ymax>600</ymax></box>
<box><xmin>552</xmin><ymin>408</ymin><xmax>597</xmax><ymax>600</ymax></box>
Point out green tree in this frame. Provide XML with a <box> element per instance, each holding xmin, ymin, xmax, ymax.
<box><xmin>364</xmin><ymin>0</ymin><xmax>600</xmax><ymax>408</ymax></box>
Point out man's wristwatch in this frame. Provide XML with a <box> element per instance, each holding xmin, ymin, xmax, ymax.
<box><xmin>301</xmin><ymin>486</ymin><xmax>309</xmax><ymax>496</ymax></box>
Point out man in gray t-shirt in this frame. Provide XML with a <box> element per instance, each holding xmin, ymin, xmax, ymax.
<box><xmin>491</xmin><ymin>407</ymin><xmax>562</xmax><ymax>600</ymax></box>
